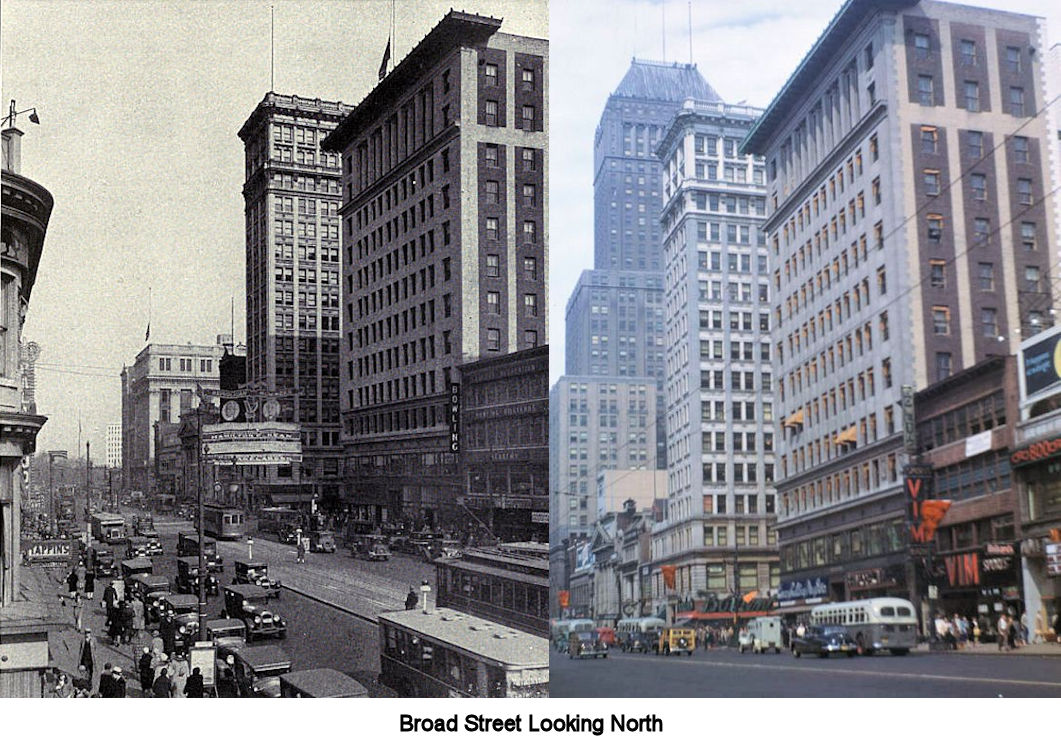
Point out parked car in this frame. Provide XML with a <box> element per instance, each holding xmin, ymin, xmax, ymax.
<box><xmin>127</xmin><ymin>574</ymin><xmax>171</xmax><ymax>623</ymax></box>
<box><xmin>215</xmin><ymin>643</ymin><xmax>292</xmax><ymax>698</ymax></box>
<box><xmin>159</xmin><ymin>594</ymin><xmax>201</xmax><ymax>656</ymax></box>
<box><xmin>205</xmin><ymin>618</ymin><xmax>247</xmax><ymax>649</ymax></box>
<box><xmin>176</xmin><ymin>557</ymin><xmax>219</xmax><ymax>596</ymax></box>
<box><xmin>657</xmin><ymin>627</ymin><xmax>696</xmax><ymax>656</ymax></box>
<box><xmin>308</xmin><ymin>530</ymin><xmax>336</xmax><ymax>553</ymax></box>
<box><xmin>568</xmin><ymin>631</ymin><xmax>608</xmax><ymax>659</ymax></box>
<box><xmin>280</xmin><ymin>669</ymin><xmax>368</xmax><ymax>698</ymax></box>
<box><xmin>92</xmin><ymin>548</ymin><xmax>116</xmax><ymax>578</ymax></box>
<box><xmin>120</xmin><ymin>557</ymin><xmax>153</xmax><ymax>583</ymax></box>
<box><xmin>222</xmin><ymin>585</ymin><xmax>287</xmax><ymax>642</ymax></box>
<box><xmin>126</xmin><ymin>536</ymin><xmax>157</xmax><ymax>559</ymax></box>
<box><xmin>232</xmin><ymin>560</ymin><xmax>281</xmax><ymax>598</ymax></box>
<box><xmin>791</xmin><ymin>625</ymin><xmax>858</xmax><ymax>658</ymax></box>
<box><xmin>177</xmin><ymin>532</ymin><xmax>223</xmax><ymax>572</ymax></box>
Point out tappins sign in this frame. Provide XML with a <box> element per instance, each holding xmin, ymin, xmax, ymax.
<box><xmin>905</xmin><ymin>467</ymin><xmax>950</xmax><ymax>544</ymax></box>
<box><xmin>448</xmin><ymin>383</ymin><xmax>460</xmax><ymax>453</ymax></box>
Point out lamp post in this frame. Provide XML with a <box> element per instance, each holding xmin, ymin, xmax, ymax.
<box><xmin>196</xmin><ymin>402</ymin><xmax>206</xmax><ymax>637</ymax></box>
<box><xmin>2</xmin><ymin>100</ymin><xmax>40</xmax><ymax>128</ymax></box>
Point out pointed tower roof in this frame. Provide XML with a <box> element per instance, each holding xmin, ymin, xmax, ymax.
<box><xmin>612</xmin><ymin>58</ymin><xmax>723</xmax><ymax>104</ymax></box>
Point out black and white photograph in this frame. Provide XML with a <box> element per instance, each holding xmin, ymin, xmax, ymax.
<box><xmin>2</xmin><ymin>0</ymin><xmax>548</xmax><ymax>700</ymax></box>
<box><xmin>548</xmin><ymin>0</ymin><xmax>1061</xmax><ymax>699</ymax></box>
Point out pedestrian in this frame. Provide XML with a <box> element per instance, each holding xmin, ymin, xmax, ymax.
<box><xmin>130</xmin><ymin>597</ymin><xmax>145</xmax><ymax>644</ymax></box>
<box><xmin>78</xmin><ymin>630</ymin><xmax>95</xmax><ymax>684</ymax></box>
<box><xmin>297</xmin><ymin>537</ymin><xmax>307</xmax><ymax>564</ymax></box>
<box><xmin>109</xmin><ymin>666</ymin><xmax>126</xmax><ymax>698</ymax></box>
<box><xmin>75</xmin><ymin>559</ymin><xmax>87</xmax><ymax>593</ymax></box>
<box><xmin>72</xmin><ymin>664</ymin><xmax>92</xmax><ymax>695</ymax></box>
<box><xmin>184</xmin><ymin>667</ymin><xmax>205</xmax><ymax>698</ymax></box>
<box><xmin>112</xmin><ymin>576</ymin><xmax>125</xmax><ymax>604</ymax></box>
<box><xmin>98</xmin><ymin>663</ymin><xmax>115</xmax><ymax>698</ymax></box>
<box><xmin>151</xmin><ymin>630</ymin><xmax>165</xmax><ymax>657</ymax></box>
<box><xmin>120</xmin><ymin>599</ymin><xmax>135</xmax><ymax>645</ymax></box>
<box><xmin>72</xmin><ymin>591</ymin><xmax>84</xmax><ymax>632</ymax></box>
<box><xmin>103</xmin><ymin>580</ymin><xmax>117</xmax><ymax>624</ymax></box>
<box><xmin>1008</xmin><ymin>612</ymin><xmax>1019</xmax><ymax>650</ymax></box>
<box><xmin>405</xmin><ymin>587</ymin><xmax>418</xmax><ymax>610</ymax></box>
<box><xmin>84</xmin><ymin>567</ymin><xmax>95</xmax><ymax>601</ymax></box>
<box><xmin>1020</xmin><ymin>612</ymin><xmax>1029</xmax><ymax>646</ymax></box>
<box><xmin>109</xmin><ymin>601</ymin><xmax>125</xmax><ymax>644</ymax></box>
<box><xmin>973</xmin><ymin>618</ymin><xmax>981</xmax><ymax>646</ymax></box>
<box><xmin>997</xmin><ymin>612</ymin><xmax>1009</xmax><ymax>652</ymax></box>
<box><xmin>53</xmin><ymin>672</ymin><xmax>73</xmax><ymax>698</ymax></box>
<box><xmin>169</xmin><ymin>652</ymin><xmax>189</xmax><ymax>698</ymax></box>
<box><xmin>66</xmin><ymin>568</ymin><xmax>79</xmax><ymax>598</ymax></box>
<box><xmin>138</xmin><ymin>647</ymin><xmax>154</xmax><ymax>692</ymax></box>
<box><xmin>152</xmin><ymin>667</ymin><xmax>172</xmax><ymax>698</ymax></box>
<box><xmin>1053</xmin><ymin>610</ymin><xmax>1061</xmax><ymax>641</ymax></box>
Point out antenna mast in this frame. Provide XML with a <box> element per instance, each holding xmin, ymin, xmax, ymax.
<box><xmin>270</xmin><ymin>5</ymin><xmax>275</xmax><ymax>91</ymax></box>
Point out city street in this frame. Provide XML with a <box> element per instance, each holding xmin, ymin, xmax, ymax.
<box><xmin>550</xmin><ymin>647</ymin><xmax>1061</xmax><ymax>697</ymax></box>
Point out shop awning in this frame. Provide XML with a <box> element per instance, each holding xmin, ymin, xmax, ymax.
<box><xmin>674</xmin><ymin>610</ymin><xmax>775</xmax><ymax>621</ymax></box>
<box><xmin>783</xmin><ymin>409</ymin><xmax>805</xmax><ymax>427</ymax></box>
<box><xmin>835</xmin><ymin>426</ymin><xmax>858</xmax><ymax>445</ymax></box>
<box><xmin>266</xmin><ymin>493</ymin><xmax>316</xmax><ymax>504</ymax></box>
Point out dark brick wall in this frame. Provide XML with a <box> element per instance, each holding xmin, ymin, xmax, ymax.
<box><xmin>949</xmin><ymin>22</ymin><xmax>991</xmax><ymax>113</ymax></box>
<box><xmin>903</xmin><ymin>15</ymin><xmax>945</xmax><ymax>107</ymax></box>
<box><xmin>477</xmin><ymin>48</ymin><xmax>507</xmax><ymax>127</ymax></box>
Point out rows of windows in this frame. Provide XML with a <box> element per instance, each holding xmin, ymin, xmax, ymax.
<box><xmin>781</xmin><ymin>519</ymin><xmax>906</xmax><ymax>571</ymax></box>
<box><xmin>933</xmin><ymin>450</ymin><xmax>1012</xmax><ymax>503</ymax></box>
<box><xmin>781</xmin><ymin>452</ymin><xmax>899</xmax><ymax>518</ymax></box>
<box><xmin>157</xmin><ymin>357</ymin><xmax>213</xmax><ymax>373</ymax></box>
<box><xmin>702</xmin><ymin>523</ymin><xmax>778</xmax><ymax>548</ymax></box>
<box><xmin>911</xmin><ymin>32</ymin><xmax>1030</xmax><ymax>117</ymax></box>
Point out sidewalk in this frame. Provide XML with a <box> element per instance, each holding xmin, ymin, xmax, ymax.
<box><xmin>23</xmin><ymin>567</ymin><xmax>152</xmax><ymax>696</ymax></box>
<box><xmin>914</xmin><ymin>640</ymin><xmax>1061</xmax><ymax>657</ymax></box>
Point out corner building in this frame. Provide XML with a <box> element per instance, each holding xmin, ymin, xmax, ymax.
<box><xmin>239</xmin><ymin>94</ymin><xmax>352</xmax><ymax>511</ymax></box>
<box><xmin>742</xmin><ymin>0</ymin><xmax>1059</xmax><ymax>609</ymax></box>
<box><xmin>323</xmin><ymin>12</ymin><xmax>547</xmax><ymax>528</ymax></box>
<box><xmin>654</xmin><ymin>99</ymin><xmax>778</xmax><ymax>611</ymax></box>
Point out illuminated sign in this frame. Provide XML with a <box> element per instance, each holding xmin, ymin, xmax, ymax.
<box><xmin>201</xmin><ymin>422</ymin><xmax>302</xmax><ymax>466</ymax></box>
<box><xmin>1022</xmin><ymin>329</ymin><xmax>1061</xmax><ymax>398</ymax></box>
<box><xmin>449</xmin><ymin>383</ymin><xmax>460</xmax><ymax>453</ymax></box>
<box><xmin>1010</xmin><ymin>437</ymin><xmax>1061</xmax><ymax>468</ymax></box>
<box><xmin>21</xmin><ymin>539</ymin><xmax>73</xmax><ymax>565</ymax></box>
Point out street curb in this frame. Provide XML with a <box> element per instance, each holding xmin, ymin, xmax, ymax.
<box><xmin>933</xmin><ymin>648</ymin><xmax>1061</xmax><ymax>658</ymax></box>
<box><xmin>279</xmin><ymin>582</ymin><xmax>379</xmax><ymax>627</ymax></box>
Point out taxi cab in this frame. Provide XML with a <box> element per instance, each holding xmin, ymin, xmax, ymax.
<box><xmin>658</xmin><ymin>627</ymin><xmax>696</xmax><ymax>656</ymax></box>
<box><xmin>280</xmin><ymin>668</ymin><xmax>368</xmax><ymax>698</ymax></box>
<box><xmin>233</xmin><ymin>560</ymin><xmax>282</xmax><ymax>597</ymax></box>
<box><xmin>216</xmin><ymin>644</ymin><xmax>293</xmax><ymax>698</ymax></box>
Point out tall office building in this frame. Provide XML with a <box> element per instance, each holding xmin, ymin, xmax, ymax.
<box><xmin>238</xmin><ymin>94</ymin><xmax>353</xmax><ymax>511</ymax></box>
<box><xmin>742</xmin><ymin>0</ymin><xmax>1059</xmax><ymax>607</ymax></box>
<box><xmin>105</xmin><ymin>423</ymin><xmax>121</xmax><ymax>469</ymax></box>
<box><xmin>653</xmin><ymin>98</ymin><xmax>777</xmax><ymax>606</ymax></box>
<box><xmin>120</xmin><ymin>341</ymin><xmax>224</xmax><ymax>496</ymax></box>
<box><xmin>322</xmin><ymin>11</ymin><xmax>547</xmax><ymax>529</ymax></box>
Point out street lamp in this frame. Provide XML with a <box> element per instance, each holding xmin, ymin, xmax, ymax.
<box><xmin>2</xmin><ymin>100</ymin><xmax>40</xmax><ymax>128</ymax></box>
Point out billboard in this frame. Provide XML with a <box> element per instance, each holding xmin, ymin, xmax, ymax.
<box><xmin>1020</xmin><ymin>325</ymin><xmax>1061</xmax><ymax>400</ymax></box>
<box><xmin>201</xmin><ymin>422</ymin><xmax>301</xmax><ymax>466</ymax></box>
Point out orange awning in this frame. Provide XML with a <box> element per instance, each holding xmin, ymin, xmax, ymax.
<box><xmin>784</xmin><ymin>408</ymin><xmax>805</xmax><ymax>427</ymax></box>
<box><xmin>836</xmin><ymin>426</ymin><xmax>858</xmax><ymax>444</ymax></box>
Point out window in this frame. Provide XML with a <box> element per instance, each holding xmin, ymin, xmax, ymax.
<box><xmin>973</xmin><ymin>217</ymin><xmax>990</xmax><ymax>246</ymax></box>
<box><xmin>524</xmin><ymin>293</ymin><xmax>538</xmax><ymax>316</ymax></box>
<box><xmin>932</xmin><ymin>306</ymin><xmax>951</xmax><ymax>335</ymax></box>
<box><xmin>522</xmin><ymin>184</ymin><xmax>536</xmax><ymax>207</ymax></box>
<box><xmin>1005</xmin><ymin>46</ymin><xmax>1022</xmax><ymax>74</ymax></box>
<box><xmin>914</xmin><ymin>33</ymin><xmax>930</xmax><ymax>55</ymax></box>
<box><xmin>521</xmin><ymin>149</ymin><xmax>536</xmax><ymax>172</ymax></box>
<box><xmin>920</xmin><ymin>126</ymin><xmax>938</xmax><ymax>153</ymax></box>
<box><xmin>523</xmin><ymin>221</ymin><xmax>537</xmax><ymax>243</ymax></box>
<box><xmin>486</xmin><ymin>328</ymin><xmax>500</xmax><ymax>352</ymax></box>
<box><xmin>523</xmin><ymin>330</ymin><xmax>538</xmax><ymax>348</ymax></box>
<box><xmin>970</xmin><ymin>173</ymin><xmax>986</xmax><ymax>201</ymax></box>
<box><xmin>978</xmin><ymin>262</ymin><xmax>995</xmax><ymax>291</ymax></box>
<box><xmin>486</xmin><ymin>217</ymin><xmax>498</xmax><ymax>241</ymax></box>
<box><xmin>929</xmin><ymin>260</ymin><xmax>946</xmax><ymax>288</ymax></box>
<box><xmin>486</xmin><ymin>254</ymin><xmax>500</xmax><ymax>278</ymax></box>
<box><xmin>964</xmin><ymin>81</ymin><xmax>980</xmax><ymax>112</ymax></box>
<box><xmin>1021</xmin><ymin>222</ymin><xmax>1037</xmax><ymax>251</ymax></box>
<box><xmin>523</xmin><ymin>256</ymin><xmax>538</xmax><ymax>281</ymax></box>
<box><xmin>918</xmin><ymin>75</ymin><xmax>934</xmax><ymax>106</ymax></box>
<box><xmin>1012</xmin><ymin>136</ymin><xmax>1029</xmax><ymax>164</ymax></box>
<box><xmin>923</xmin><ymin>169</ymin><xmax>940</xmax><ymax>196</ymax></box>
<box><xmin>484</xmin><ymin>63</ymin><xmax>498</xmax><ymax>86</ymax></box>
<box><xmin>484</xmin><ymin>144</ymin><xmax>498</xmax><ymax>166</ymax></box>
<box><xmin>521</xmin><ymin>67</ymin><xmax>535</xmax><ymax>90</ymax></box>
<box><xmin>1017</xmin><ymin>178</ymin><xmax>1033</xmax><ymax>205</ymax></box>
<box><xmin>967</xmin><ymin>131</ymin><xmax>984</xmax><ymax>159</ymax></box>
<box><xmin>485</xmin><ymin>100</ymin><xmax>498</xmax><ymax>126</ymax></box>
<box><xmin>1009</xmin><ymin>87</ymin><xmax>1025</xmax><ymax>117</ymax></box>
<box><xmin>521</xmin><ymin>105</ymin><xmax>535</xmax><ymax>128</ymax></box>
<box><xmin>485</xmin><ymin>180</ymin><xmax>499</xmax><ymax>204</ymax></box>
<box><xmin>981</xmin><ymin>308</ymin><xmax>998</xmax><ymax>337</ymax></box>
<box><xmin>960</xmin><ymin>39</ymin><xmax>977</xmax><ymax>65</ymax></box>
<box><xmin>877</xmin><ymin>266</ymin><xmax>887</xmax><ymax>294</ymax></box>
<box><xmin>936</xmin><ymin>352</ymin><xmax>952</xmax><ymax>381</ymax></box>
<box><xmin>1025</xmin><ymin>265</ymin><xmax>1041</xmax><ymax>292</ymax></box>
<box><xmin>926</xmin><ymin>214</ymin><xmax>944</xmax><ymax>243</ymax></box>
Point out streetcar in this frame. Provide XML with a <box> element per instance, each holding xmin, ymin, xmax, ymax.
<box><xmin>378</xmin><ymin>607</ymin><xmax>548</xmax><ymax>698</ymax></box>
<box><xmin>258</xmin><ymin>507</ymin><xmax>301</xmax><ymax>544</ymax></box>
<box><xmin>809</xmin><ymin>597</ymin><xmax>918</xmax><ymax>655</ymax></box>
<box><xmin>202</xmin><ymin>505</ymin><xmax>246</xmax><ymax>541</ymax></box>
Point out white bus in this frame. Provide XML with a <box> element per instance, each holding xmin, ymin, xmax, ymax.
<box><xmin>810</xmin><ymin>597</ymin><xmax>918</xmax><ymax>655</ymax></box>
<box><xmin>615</xmin><ymin>617</ymin><xmax>666</xmax><ymax>653</ymax></box>
<box><xmin>550</xmin><ymin>618</ymin><xmax>595</xmax><ymax>651</ymax></box>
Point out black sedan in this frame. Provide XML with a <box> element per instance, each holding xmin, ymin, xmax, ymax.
<box><xmin>791</xmin><ymin>625</ymin><xmax>857</xmax><ymax>658</ymax></box>
<box><xmin>568</xmin><ymin>632</ymin><xmax>608</xmax><ymax>659</ymax></box>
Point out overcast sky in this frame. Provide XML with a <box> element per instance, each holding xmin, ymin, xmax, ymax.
<box><xmin>549</xmin><ymin>0</ymin><xmax>1061</xmax><ymax>382</ymax></box>
<box><xmin>2</xmin><ymin>0</ymin><xmax>545</xmax><ymax>459</ymax></box>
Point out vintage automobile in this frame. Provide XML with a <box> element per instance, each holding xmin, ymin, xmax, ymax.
<box><xmin>125</xmin><ymin>536</ymin><xmax>159</xmax><ymax>559</ymax></box>
<box><xmin>348</xmin><ymin>534</ymin><xmax>390</xmax><ymax>561</ymax></box>
<box><xmin>280</xmin><ymin>669</ymin><xmax>368</xmax><ymax>698</ymax></box>
<box><xmin>215</xmin><ymin>644</ymin><xmax>293</xmax><ymax>698</ymax></box>
<box><xmin>205</xmin><ymin>618</ymin><xmax>247</xmax><ymax>649</ymax></box>
<box><xmin>791</xmin><ymin>625</ymin><xmax>858</xmax><ymax>658</ymax></box>
<box><xmin>120</xmin><ymin>557</ymin><xmax>154</xmax><ymax>582</ymax></box>
<box><xmin>177</xmin><ymin>532</ymin><xmax>223</xmax><ymax>572</ymax></box>
<box><xmin>176</xmin><ymin>557</ymin><xmax>220</xmax><ymax>596</ymax></box>
<box><xmin>127</xmin><ymin>573</ymin><xmax>171</xmax><ymax>623</ymax></box>
<box><xmin>159</xmin><ymin>594</ymin><xmax>201</xmax><ymax>655</ymax></box>
<box><xmin>232</xmin><ymin>560</ymin><xmax>281</xmax><ymax>597</ymax></box>
<box><xmin>222</xmin><ymin>584</ymin><xmax>287</xmax><ymax>641</ymax></box>
<box><xmin>132</xmin><ymin>515</ymin><xmax>157</xmax><ymax>537</ymax></box>
<box><xmin>657</xmin><ymin>627</ymin><xmax>696</xmax><ymax>656</ymax></box>
<box><xmin>92</xmin><ymin>548</ymin><xmax>117</xmax><ymax>578</ymax></box>
<box><xmin>308</xmin><ymin>530</ymin><xmax>336</xmax><ymax>553</ymax></box>
<box><xmin>568</xmin><ymin>631</ymin><xmax>608</xmax><ymax>659</ymax></box>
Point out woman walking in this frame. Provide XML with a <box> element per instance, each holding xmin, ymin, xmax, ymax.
<box><xmin>84</xmin><ymin>568</ymin><xmax>96</xmax><ymax>601</ymax></box>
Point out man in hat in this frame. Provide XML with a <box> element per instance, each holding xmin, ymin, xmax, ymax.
<box><xmin>183</xmin><ymin>666</ymin><xmax>205</xmax><ymax>698</ymax></box>
<box><xmin>138</xmin><ymin>647</ymin><xmax>154</xmax><ymax>692</ymax></box>
<box><xmin>98</xmin><ymin>663</ymin><xmax>114</xmax><ymax>697</ymax></box>
<box><xmin>109</xmin><ymin>666</ymin><xmax>126</xmax><ymax>698</ymax></box>
<box><xmin>152</xmin><ymin>667</ymin><xmax>172</xmax><ymax>698</ymax></box>
<box><xmin>77</xmin><ymin>630</ymin><xmax>96</xmax><ymax>685</ymax></box>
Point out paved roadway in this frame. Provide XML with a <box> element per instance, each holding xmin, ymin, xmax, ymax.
<box><xmin>550</xmin><ymin>646</ymin><xmax>1061</xmax><ymax>697</ymax></box>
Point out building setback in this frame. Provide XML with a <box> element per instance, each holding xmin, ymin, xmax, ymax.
<box><xmin>106</xmin><ymin>423</ymin><xmax>121</xmax><ymax>469</ymax></box>
<box><xmin>654</xmin><ymin>98</ymin><xmax>777</xmax><ymax>614</ymax></box>
<box><xmin>120</xmin><ymin>340</ymin><xmax>224</xmax><ymax>498</ymax></box>
<box><xmin>238</xmin><ymin>94</ymin><xmax>352</xmax><ymax>512</ymax></box>
<box><xmin>742</xmin><ymin>0</ymin><xmax>1059</xmax><ymax>609</ymax></box>
<box><xmin>322</xmin><ymin>11</ymin><xmax>547</xmax><ymax>529</ymax></box>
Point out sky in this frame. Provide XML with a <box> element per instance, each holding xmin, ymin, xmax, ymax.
<box><xmin>2</xmin><ymin>0</ymin><xmax>546</xmax><ymax>459</ymax></box>
<box><xmin>548</xmin><ymin>0</ymin><xmax>1061</xmax><ymax>383</ymax></box>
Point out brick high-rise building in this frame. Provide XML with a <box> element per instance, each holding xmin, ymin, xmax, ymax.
<box><xmin>238</xmin><ymin>94</ymin><xmax>353</xmax><ymax>511</ymax></box>
<box><xmin>742</xmin><ymin>0</ymin><xmax>1059</xmax><ymax>609</ymax></box>
<box><xmin>322</xmin><ymin>11</ymin><xmax>547</xmax><ymax>528</ymax></box>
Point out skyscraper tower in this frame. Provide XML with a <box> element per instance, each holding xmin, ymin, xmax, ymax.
<box><xmin>238</xmin><ymin>94</ymin><xmax>353</xmax><ymax>511</ymax></box>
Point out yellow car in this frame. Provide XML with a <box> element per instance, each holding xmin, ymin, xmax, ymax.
<box><xmin>658</xmin><ymin>627</ymin><xmax>696</xmax><ymax>656</ymax></box>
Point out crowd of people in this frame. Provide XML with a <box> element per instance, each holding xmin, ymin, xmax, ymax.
<box><xmin>933</xmin><ymin>610</ymin><xmax>1031</xmax><ymax>651</ymax></box>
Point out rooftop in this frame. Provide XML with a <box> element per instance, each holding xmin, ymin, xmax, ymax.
<box><xmin>378</xmin><ymin>607</ymin><xmax>548</xmax><ymax>666</ymax></box>
<box><xmin>611</xmin><ymin>58</ymin><xmax>722</xmax><ymax>104</ymax></box>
